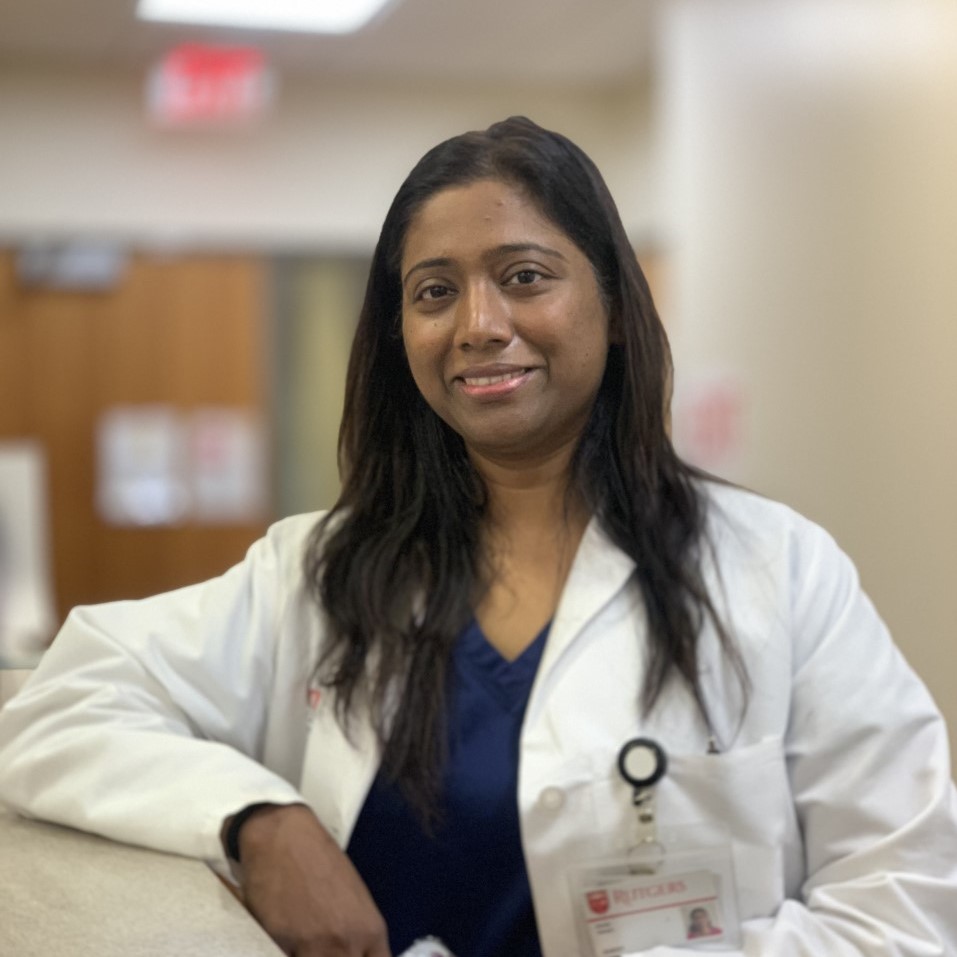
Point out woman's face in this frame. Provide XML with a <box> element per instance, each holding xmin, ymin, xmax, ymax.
<box><xmin>400</xmin><ymin>178</ymin><xmax>610</xmax><ymax>468</ymax></box>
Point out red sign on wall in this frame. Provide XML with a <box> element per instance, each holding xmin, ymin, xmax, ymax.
<box><xmin>147</xmin><ymin>44</ymin><xmax>275</xmax><ymax>126</ymax></box>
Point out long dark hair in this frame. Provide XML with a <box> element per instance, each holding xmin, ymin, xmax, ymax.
<box><xmin>306</xmin><ymin>116</ymin><xmax>745</xmax><ymax>822</ymax></box>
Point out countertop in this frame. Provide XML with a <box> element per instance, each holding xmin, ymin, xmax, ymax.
<box><xmin>0</xmin><ymin>806</ymin><xmax>284</xmax><ymax>956</ymax></box>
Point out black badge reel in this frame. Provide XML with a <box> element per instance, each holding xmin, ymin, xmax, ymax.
<box><xmin>617</xmin><ymin>737</ymin><xmax>668</xmax><ymax>863</ymax></box>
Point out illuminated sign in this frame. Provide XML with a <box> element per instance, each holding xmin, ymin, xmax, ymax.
<box><xmin>147</xmin><ymin>44</ymin><xmax>275</xmax><ymax>126</ymax></box>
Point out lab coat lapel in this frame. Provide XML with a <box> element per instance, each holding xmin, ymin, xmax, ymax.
<box><xmin>532</xmin><ymin>518</ymin><xmax>636</xmax><ymax>699</ymax></box>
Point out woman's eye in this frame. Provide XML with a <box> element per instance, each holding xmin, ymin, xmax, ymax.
<box><xmin>506</xmin><ymin>269</ymin><xmax>543</xmax><ymax>286</ymax></box>
<box><xmin>417</xmin><ymin>284</ymin><xmax>452</xmax><ymax>302</ymax></box>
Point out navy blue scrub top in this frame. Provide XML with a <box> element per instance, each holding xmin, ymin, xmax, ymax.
<box><xmin>347</xmin><ymin>618</ymin><xmax>550</xmax><ymax>957</ymax></box>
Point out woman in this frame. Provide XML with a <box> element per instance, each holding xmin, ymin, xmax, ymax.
<box><xmin>1</xmin><ymin>117</ymin><xmax>955</xmax><ymax>957</ymax></box>
<box><xmin>687</xmin><ymin>907</ymin><xmax>721</xmax><ymax>940</ymax></box>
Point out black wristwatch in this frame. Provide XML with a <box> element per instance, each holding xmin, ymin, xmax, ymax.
<box><xmin>224</xmin><ymin>803</ymin><xmax>276</xmax><ymax>863</ymax></box>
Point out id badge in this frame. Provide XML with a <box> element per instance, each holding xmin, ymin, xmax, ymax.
<box><xmin>567</xmin><ymin>823</ymin><xmax>741</xmax><ymax>954</ymax></box>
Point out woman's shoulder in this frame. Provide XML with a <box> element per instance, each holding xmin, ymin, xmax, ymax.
<box><xmin>260</xmin><ymin>510</ymin><xmax>328</xmax><ymax>551</ymax></box>
<box><xmin>244</xmin><ymin>510</ymin><xmax>334</xmax><ymax>570</ymax></box>
<box><xmin>699</xmin><ymin>478</ymin><xmax>824</xmax><ymax>538</ymax></box>
<box><xmin>695</xmin><ymin>479</ymin><xmax>850</xmax><ymax>581</ymax></box>
<box><xmin>693</xmin><ymin>480</ymin><xmax>885</xmax><ymax>683</ymax></box>
<box><xmin>191</xmin><ymin>512</ymin><xmax>327</xmax><ymax>591</ymax></box>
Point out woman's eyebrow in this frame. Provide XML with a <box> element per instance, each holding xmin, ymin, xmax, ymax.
<box><xmin>493</xmin><ymin>242</ymin><xmax>567</xmax><ymax>261</ymax></box>
<box><xmin>402</xmin><ymin>243</ymin><xmax>568</xmax><ymax>288</ymax></box>
<box><xmin>402</xmin><ymin>257</ymin><xmax>452</xmax><ymax>288</ymax></box>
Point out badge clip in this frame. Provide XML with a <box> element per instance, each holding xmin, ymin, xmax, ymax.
<box><xmin>617</xmin><ymin>737</ymin><xmax>668</xmax><ymax>872</ymax></box>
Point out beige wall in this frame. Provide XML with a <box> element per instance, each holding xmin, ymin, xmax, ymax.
<box><xmin>662</xmin><ymin>0</ymin><xmax>957</xmax><ymax>754</ymax></box>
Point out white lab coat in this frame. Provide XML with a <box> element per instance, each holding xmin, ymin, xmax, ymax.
<box><xmin>0</xmin><ymin>483</ymin><xmax>955</xmax><ymax>956</ymax></box>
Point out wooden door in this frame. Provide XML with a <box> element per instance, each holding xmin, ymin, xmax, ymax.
<box><xmin>0</xmin><ymin>250</ymin><xmax>272</xmax><ymax>630</ymax></box>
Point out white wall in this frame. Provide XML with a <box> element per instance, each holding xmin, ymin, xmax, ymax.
<box><xmin>0</xmin><ymin>65</ymin><xmax>658</xmax><ymax>250</ymax></box>
<box><xmin>662</xmin><ymin>0</ymin><xmax>957</xmax><ymax>751</ymax></box>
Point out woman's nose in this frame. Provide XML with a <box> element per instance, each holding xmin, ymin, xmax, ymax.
<box><xmin>453</xmin><ymin>282</ymin><xmax>513</xmax><ymax>350</ymax></box>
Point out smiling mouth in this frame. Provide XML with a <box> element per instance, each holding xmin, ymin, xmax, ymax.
<box><xmin>461</xmin><ymin>369</ymin><xmax>528</xmax><ymax>387</ymax></box>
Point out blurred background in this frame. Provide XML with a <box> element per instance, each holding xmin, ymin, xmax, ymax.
<box><xmin>0</xmin><ymin>0</ymin><xmax>955</xmax><ymax>751</ymax></box>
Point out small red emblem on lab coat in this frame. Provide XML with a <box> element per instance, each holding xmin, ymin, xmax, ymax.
<box><xmin>586</xmin><ymin>890</ymin><xmax>610</xmax><ymax>915</ymax></box>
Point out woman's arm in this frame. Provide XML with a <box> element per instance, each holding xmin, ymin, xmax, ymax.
<box><xmin>646</xmin><ymin>511</ymin><xmax>957</xmax><ymax>955</ymax></box>
<box><xmin>0</xmin><ymin>515</ymin><xmax>317</xmax><ymax>863</ymax></box>
<box><xmin>233</xmin><ymin>803</ymin><xmax>391</xmax><ymax>957</ymax></box>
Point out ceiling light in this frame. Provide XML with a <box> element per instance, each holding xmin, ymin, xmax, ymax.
<box><xmin>136</xmin><ymin>0</ymin><xmax>392</xmax><ymax>35</ymax></box>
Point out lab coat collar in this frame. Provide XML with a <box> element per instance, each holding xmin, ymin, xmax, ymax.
<box><xmin>532</xmin><ymin>516</ymin><xmax>636</xmax><ymax>692</ymax></box>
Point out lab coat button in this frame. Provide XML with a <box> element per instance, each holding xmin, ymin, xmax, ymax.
<box><xmin>539</xmin><ymin>786</ymin><xmax>565</xmax><ymax>811</ymax></box>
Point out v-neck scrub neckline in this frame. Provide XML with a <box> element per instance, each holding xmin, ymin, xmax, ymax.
<box><xmin>346</xmin><ymin>618</ymin><xmax>550</xmax><ymax>957</ymax></box>
<box><xmin>456</xmin><ymin>617</ymin><xmax>551</xmax><ymax>711</ymax></box>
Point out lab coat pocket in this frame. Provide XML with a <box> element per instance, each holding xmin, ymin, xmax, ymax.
<box><xmin>658</xmin><ymin>735</ymin><xmax>802</xmax><ymax>919</ymax></box>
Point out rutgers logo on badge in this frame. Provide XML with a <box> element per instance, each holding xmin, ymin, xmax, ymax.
<box><xmin>586</xmin><ymin>890</ymin><xmax>610</xmax><ymax>916</ymax></box>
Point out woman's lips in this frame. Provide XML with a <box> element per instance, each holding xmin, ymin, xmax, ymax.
<box><xmin>463</xmin><ymin>370</ymin><xmax>524</xmax><ymax>387</ymax></box>
<box><xmin>456</xmin><ymin>367</ymin><xmax>532</xmax><ymax>399</ymax></box>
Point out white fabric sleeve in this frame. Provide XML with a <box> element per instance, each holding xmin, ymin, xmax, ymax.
<box><xmin>0</xmin><ymin>515</ymin><xmax>319</xmax><ymax>866</ymax></box>
<box><xmin>643</xmin><ymin>515</ymin><xmax>957</xmax><ymax>956</ymax></box>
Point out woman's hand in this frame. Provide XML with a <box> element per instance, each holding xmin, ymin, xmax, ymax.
<box><xmin>234</xmin><ymin>803</ymin><xmax>391</xmax><ymax>957</ymax></box>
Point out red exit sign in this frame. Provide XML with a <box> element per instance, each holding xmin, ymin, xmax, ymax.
<box><xmin>147</xmin><ymin>44</ymin><xmax>275</xmax><ymax>126</ymax></box>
